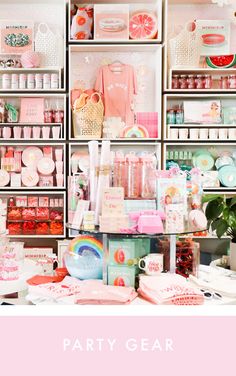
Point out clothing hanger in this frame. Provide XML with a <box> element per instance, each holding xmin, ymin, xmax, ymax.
<box><xmin>109</xmin><ymin>60</ymin><xmax>124</xmax><ymax>73</ymax></box>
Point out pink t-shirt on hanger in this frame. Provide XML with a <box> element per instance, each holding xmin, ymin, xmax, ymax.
<box><xmin>95</xmin><ymin>63</ymin><xmax>137</xmax><ymax>125</ymax></box>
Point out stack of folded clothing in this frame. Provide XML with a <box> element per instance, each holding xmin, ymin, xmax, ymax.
<box><xmin>138</xmin><ymin>273</ymin><xmax>204</xmax><ymax>305</ymax></box>
<box><xmin>26</xmin><ymin>276</ymin><xmax>137</xmax><ymax>305</ymax></box>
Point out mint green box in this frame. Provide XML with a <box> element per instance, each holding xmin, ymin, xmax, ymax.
<box><xmin>108</xmin><ymin>265</ymin><xmax>139</xmax><ymax>287</ymax></box>
<box><xmin>108</xmin><ymin>238</ymin><xmax>150</xmax><ymax>265</ymax></box>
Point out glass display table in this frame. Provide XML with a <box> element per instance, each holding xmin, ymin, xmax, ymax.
<box><xmin>67</xmin><ymin>224</ymin><xmax>207</xmax><ymax>284</ymax></box>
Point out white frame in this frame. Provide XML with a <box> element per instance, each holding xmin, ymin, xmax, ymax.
<box><xmin>163</xmin><ymin>93</ymin><xmax>236</xmax><ymax>140</ymax></box>
<box><xmin>0</xmin><ymin>0</ymin><xmax>67</xmax><ymax>90</ymax></box>
<box><xmin>69</xmin><ymin>44</ymin><xmax>162</xmax><ymax>141</ymax></box>
<box><xmin>0</xmin><ymin>142</ymin><xmax>66</xmax><ymax>190</ymax></box>
<box><xmin>163</xmin><ymin>142</ymin><xmax>236</xmax><ymax>192</ymax></box>
<box><xmin>0</xmin><ymin>93</ymin><xmax>66</xmax><ymax>141</ymax></box>
<box><xmin>1</xmin><ymin>190</ymin><xmax>66</xmax><ymax>238</ymax></box>
<box><xmin>68</xmin><ymin>0</ymin><xmax>163</xmax><ymax>44</ymax></box>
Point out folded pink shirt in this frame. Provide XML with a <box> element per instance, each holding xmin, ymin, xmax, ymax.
<box><xmin>28</xmin><ymin>277</ymin><xmax>137</xmax><ymax>305</ymax></box>
<box><xmin>138</xmin><ymin>274</ymin><xmax>204</xmax><ymax>305</ymax></box>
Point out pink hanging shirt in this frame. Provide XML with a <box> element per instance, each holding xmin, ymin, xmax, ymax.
<box><xmin>95</xmin><ymin>64</ymin><xmax>137</xmax><ymax>125</ymax></box>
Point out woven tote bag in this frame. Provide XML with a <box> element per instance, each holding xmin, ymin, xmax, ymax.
<box><xmin>73</xmin><ymin>93</ymin><xmax>104</xmax><ymax>139</ymax></box>
<box><xmin>35</xmin><ymin>23</ymin><xmax>63</xmax><ymax>67</ymax></box>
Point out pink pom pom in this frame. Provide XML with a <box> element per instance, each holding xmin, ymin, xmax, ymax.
<box><xmin>21</xmin><ymin>51</ymin><xmax>40</xmax><ymax>68</ymax></box>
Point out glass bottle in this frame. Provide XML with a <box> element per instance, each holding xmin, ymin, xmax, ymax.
<box><xmin>167</xmin><ymin>109</ymin><xmax>176</xmax><ymax>124</ymax></box>
<box><xmin>179</xmin><ymin>75</ymin><xmax>188</xmax><ymax>89</ymax></box>
<box><xmin>195</xmin><ymin>75</ymin><xmax>204</xmax><ymax>89</ymax></box>
<box><xmin>187</xmin><ymin>75</ymin><xmax>195</xmax><ymax>89</ymax></box>
<box><xmin>172</xmin><ymin>75</ymin><xmax>180</xmax><ymax>89</ymax></box>
<box><xmin>140</xmin><ymin>154</ymin><xmax>156</xmax><ymax>198</ymax></box>
<box><xmin>220</xmin><ymin>76</ymin><xmax>229</xmax><ymax>89</ymax></box>
<box><xmin>126</xmin><ymin>152</ymin><xmax>140</xmax><ymax>198</ymax></box>
<box><xmin>229</xmin><ymin>75</ymin><xmax>236</xmax><ymax>89</ymax></box>
<box><xmin>204</xmin><ymin>75</ymin><xmax>212</xmax><ymax>89</ymax></box>
<box><xmin>44</xmin><ymin>100</ymin><xmax>53</xmax><ymax>123</ymax></box>
<box><xmin>113</xmin><ymin>151</ymin><xmax>126</xmax><ymax>191</ymax></box>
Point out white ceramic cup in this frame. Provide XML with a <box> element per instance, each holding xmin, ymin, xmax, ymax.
<box><xmin>169</xmin><ymin>128</ymin><xmax>179</xmax><ymax>139</ymax></box>
<box><xmin>139</xmin><ymin>253</ymin><xmax>163</xmax><ymax>276</ymax></box>
<box><xmin>219</xmin><ymin>128</ymin><xmax>228</xmax><ymax>140</ymax></box>
<box><xmin>32</xmin><ymin>127</ymin><xmax>41</xmax><ymax>139</ymax></box>
<box><xmin>228</xmin><ymin>128</ymin><xmax>236</xmax><ymax>140</ymax></box>
<box><xmin>178</xmin><ymin>128</ymin><xmax>188</xmax><ymax>139</ymax></box>
<box><xmin>209</xmin><ymin>128</ymin><xmax>218</xmax><ymax>140</ymax></box>
<box><xmin>199</xmin><ymin>128</ymin><xmax>208</xmax><ymax>140</ymax></box>
<box><xmin>189</xmin><ymin>128</ymin><xmax>199</xmax><ymax>140</ymax></box>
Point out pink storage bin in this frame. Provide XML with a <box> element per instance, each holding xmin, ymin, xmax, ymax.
<box><xmin>135</xmin><ymin>112</ymin><xmax>158</xmax><ymax>138</ymax></box>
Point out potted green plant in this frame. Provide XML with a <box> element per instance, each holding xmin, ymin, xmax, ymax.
<box><xmin>204</xmin><ymin>194</ymin><xmax>236</xmax><ymax>270</ymax></box>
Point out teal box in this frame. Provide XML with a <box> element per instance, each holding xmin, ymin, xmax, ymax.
<box><xmin>140</xmin><ymin>238</ymin><xmax>151</xmax><ymax>257</ymax></box>
<box><xmin>108</xmin><ymin>238</ymin><xmax>141</xmax><ymax>265</ymax></box>
<box><xmin>108</xmin><ymin>265</ymin><xmax>139</xmax><ymax>287</ymax></box>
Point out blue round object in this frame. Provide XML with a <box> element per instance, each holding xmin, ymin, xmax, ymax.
<box><xmin>64</xmin><ymin>250</ymin><xmax>103</xmax><ymax>280</ymax></box>
<box><xmin>218</xmin><ymin>165</ymin><xmax>236</xmax><ymax>187</ymax></box>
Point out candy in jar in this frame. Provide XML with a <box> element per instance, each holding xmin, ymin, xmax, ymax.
<box><xmin>172</xmin><ymin>75</ymin><xmax>179</xmax><ymax>89</ymax></box>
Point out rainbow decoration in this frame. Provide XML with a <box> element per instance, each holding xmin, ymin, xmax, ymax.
<box><xmin>121</xmin><ymin>124</ymin><xmax>149</xmax><ymax>138</ymax></box>
<box><xmin>69</xmin><ymin>236</ymin><xmax>103</xmax><ymax>259</ymax></box>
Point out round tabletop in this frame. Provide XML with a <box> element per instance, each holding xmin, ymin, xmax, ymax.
<box><xmin>0</xmin><ymin>260</ymin><xmax>42</xmax><ymax>296</ymax></box>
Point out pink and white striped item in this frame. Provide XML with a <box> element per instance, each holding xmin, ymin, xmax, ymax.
<box><xmin>138</xmin><ymin>274</ymin><xmax>204</xmax><ymax>305</ymax></box>
<box><xmin>135</xmin><ymin>112</ymin><xmax>158</xmax><ymax>138</ymax></box>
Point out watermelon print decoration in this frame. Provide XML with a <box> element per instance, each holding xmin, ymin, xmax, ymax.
<box><xmin>129</xmin><ymin>11</ymin><xmax>158</xmax><ymax>40</ymax></box>
<box><xmin>206</xmin><ymin>55</ymin><xmax>236</xmax><ymax>68</ymax></box>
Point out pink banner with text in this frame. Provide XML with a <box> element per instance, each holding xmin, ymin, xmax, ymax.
<box><xmin>0</xmin><ymin>316</ymin><xmax>234</xmax><ymax>376</ymax></box>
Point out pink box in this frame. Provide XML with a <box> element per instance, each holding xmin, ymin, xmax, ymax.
<box><xmin>94</xmin><ymin>4</ymin><xmax>129</xmax><ymax>40</ymax></box>
<box><xmin>135</xmin><ymin>112</ymin><xmax>158</xmax><ymax>138</ymax></box>
<box><xmin>19</xmin><ymin>98</ymin><xmax>44</xmax><ymax>124</ymax></box>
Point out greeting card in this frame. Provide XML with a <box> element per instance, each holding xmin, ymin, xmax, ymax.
<box><xmin>19</xmin><ymin>98</ymin><xmax>44</xmax><ymax>123</ymax></box>
<box><xmin>157</xmin><ymin>178</ymin><xmax>187</xmax><ymax>213</ymax></box>
<box><xmin>0</xmin><ymin>20</ymin><xmax>34</xmax><ymax>54</ymax></box>
<box><xmin>196</xmin><ymin>19</ymin><xmax>230</xmax><ymax>56</ymax></box>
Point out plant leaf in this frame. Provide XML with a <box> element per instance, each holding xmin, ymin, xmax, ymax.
<box><xmin>211</xmin><ymin>218</ymin><xmax>221</xmax><ymax>231</ymax></box>
<box><xmin>230</xmin><ymin>197</ymin><xmax>236</xmax><ymax>207</ymax></box>
<box><xmin>205</xmin><ymin>199</ymin><xmax>224</xmax><ymax>220</ymax></box>
<box><xmin>216</xmin><ymin>219</ymin><xmax>229</xmax><ymax>239</ymax></box>
<box><xmin>202</xmin><ymin>194</ymin><xmax>222</xmax><ymax>204</ymax></box>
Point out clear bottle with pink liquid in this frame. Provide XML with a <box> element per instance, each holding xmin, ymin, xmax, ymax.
<box><xmin>113</xmin><ymin>151</ymin><xmax>126</xmax><ymax>191</ymax></box>
<box><xmin>126</xmin><ymin>152</ymin><xmax>140</xmax><ymax>198</ymax></box>
<box><xmin>140</xmin><ymin>154</ymin><xmax>156</xmax><ymax>198</ymax></box>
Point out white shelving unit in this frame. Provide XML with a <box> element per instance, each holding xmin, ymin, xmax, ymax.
<box><xmin>0</xmin><ymin>67</ymin><xmax>63</xmax><ymax>92</ymax></box>
<box><xmin>68</xmin><ymin>0</ymin><xmax>163</xmax><ymax>44</ymax></box>
<box><xmin>69</xmin><ymin>44</ymin><xmax>162</xmax><ymax>141</ymax></box>
<box><xmin>0</xmin><ymin>142</ymin><xmax>66</xmax><ymax>190</ymax></box>
<box><xmin>163</xmin><ymin>93</ymin><xmax>236</xmax><ymax>141</ymax></box>
<box><xmin>1</xmin><ymin>191</ymin><xmax>66</xmax><ymax>238</ymax></box>
<box><xmin>0</xmin><ymin>93</ymin><xmax>66</xmax><ymax>141</ymax></box>
<box><xmin>0</xmin><ymin>1</ymin><xmax>67</xmax><ymax>252</ymax></box>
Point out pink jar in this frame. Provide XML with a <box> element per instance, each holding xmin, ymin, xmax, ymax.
<box><xmin>228</xmin><ymin>75</ymin><xmax>236</xmax><ymax>89</ymax></box>
<box><xmin>187</xmin><ymin>75</ymin><xmax>195</xmax><ymax>89</ymax></box>
<box><xmin>44</xmin><ymin>109</ymin><xmax>54</xmax><ymax>123</ymax></box>
<box><xmin>220</xmin><ymin>76</ymin><xmax>229</xmax><ymax>89</ymax></box>
<box><xmin>113</xmin><ymin>152</ymin><xmax>126</xmax><ymax>190</ymax></box>
<box><xmin>139</xmin><ymin>154</ymin><xmax>156</xmax><ymax>198</ymax></box>
<box><xmin>195</xmin><ymin>75</ymin><xmax>204</xmax><ymax>89</ymax></box>
<box><xmin>179</xmin><ymin>75</ymin><xmax>188</xmax><ymax>89</ymax></box>
<box><xmin>126</xmin><ymin>153</ymin><xmax>140</xmax><ymax>198</ymax></box>
<box><xmin>172</xmin><ymin>75</ymin><xmax>179</xmax><ymax>89</ymax></box>
<box><xmin>204</xmin><ymin>75</ymin><xmax>212</xmax><ymax>89</ymax></box>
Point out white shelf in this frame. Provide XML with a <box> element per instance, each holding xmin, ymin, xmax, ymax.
<box><xmin>169</xmin><ymin>124</ymin><xmax>236</xmax><ymax>128</ymax></box>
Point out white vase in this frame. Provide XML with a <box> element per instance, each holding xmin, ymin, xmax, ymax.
<box><xmin>230</xmin><ymin>242</ymin><xmax>236</xmax><ymax>271</ymax></box>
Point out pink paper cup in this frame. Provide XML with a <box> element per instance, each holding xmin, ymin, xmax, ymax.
<box><xmin>13</xmin><ymin>127</ymin><xmax>22</xmax><ymax>139</ymax></box>
<box><xmin>32</xmin><ymin>127</ymin><xmax>41</xmax><ymax>139</ymax></box>
<box><xmin>23</xmin><ymin>127</ymin><xmax>32</xmax><ymax>139</ymax></box>
<box><xmin>42</xmin><ymin>127</ymin><xmax>50</xmax><ymax>139</ymax></box>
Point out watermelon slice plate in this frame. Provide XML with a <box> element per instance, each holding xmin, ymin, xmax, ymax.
<box><xmin>206</xmin><ymin>55</ymin><xmax>236</xmax><ymax>69</ymax></box>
